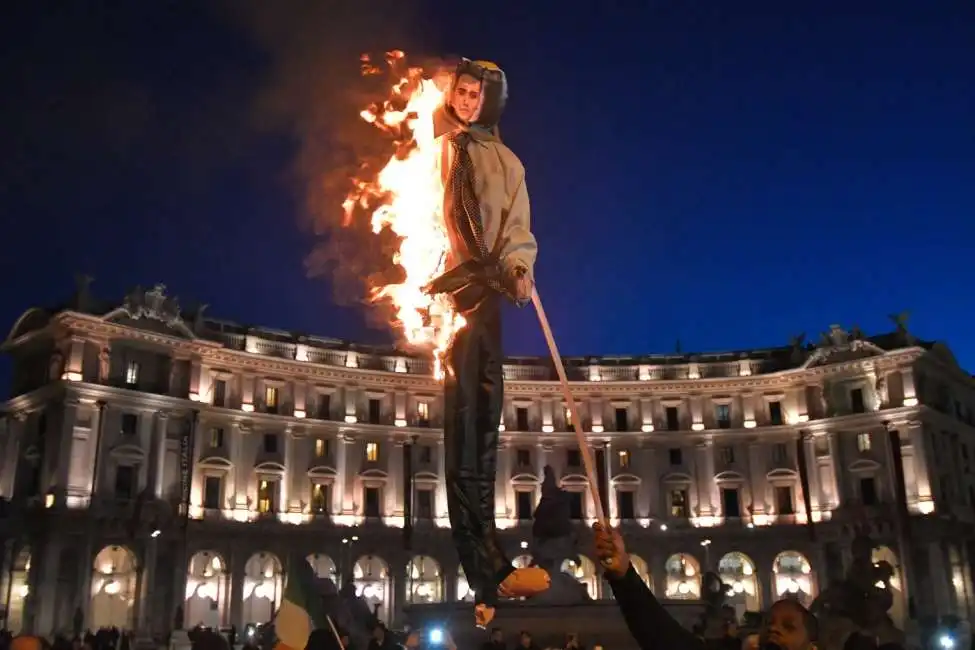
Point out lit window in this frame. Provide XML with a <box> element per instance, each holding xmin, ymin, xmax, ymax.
<box><xmin>125</xmin><ymin>361</ymin><xmax>139</xmax><ymax>386</ymax></box>
<box><xmin>315</xmin><ymin>439</ymin><xmax>325</xmax><ymax>457</ymax></box>
<box><xmin>418</xmin><ymin>402</ymin><xmax>429</xmax><ymax>420</ymax></box>
<box><xmin>265</xmin><ymin>386</ymin><xmax>278</xmax><ymax>408</ymax></box>
<box><xmin>857</xmin><ymin>432</ymin><xmax>872</xmax><ymax>453</ymax></box>
<box><xmin>258</xmin><ymin>480</ymin><xmax>275</xmax><ymax>513</ymax></box>
<box><xmin>209</xmin><ymin>428</ymin><xmax>223</xmax><ymax>448</ymax></box>
<box><xmin>565</xmin><ymin>407</ymin><xmax>573</xmax><ymax>426</ymax></box>
<box><xmin>366</xmin><ymin>442</ymin><xmax>379</xmax><ymax>462</ymax></box>
<box><xmin>618</xmin><ymin>450</ymin><xmax>630</xmax><ymax>468</ymax></box>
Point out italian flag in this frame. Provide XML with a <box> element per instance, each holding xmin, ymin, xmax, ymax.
<box><xmin>274</xmin><ymin>558</ymin><xmax>328</xmax><ymax>650</ymax></box>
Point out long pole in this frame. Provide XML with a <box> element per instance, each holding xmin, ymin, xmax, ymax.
<box><xmin>530</xmin><ymin>288</ymin><xmax>607</xmax><ymax>527</ymax></box>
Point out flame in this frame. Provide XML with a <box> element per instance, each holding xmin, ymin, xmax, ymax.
<box><xmin>344</xmin><ymin>52</ymin><xmax>465</xmax><ymax>380</ymax></box>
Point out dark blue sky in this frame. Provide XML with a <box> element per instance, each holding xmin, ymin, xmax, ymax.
<box><xmin>2</xmin><ymin>1</ymin><xmax>974</xmax><ymax>395</ymax></box>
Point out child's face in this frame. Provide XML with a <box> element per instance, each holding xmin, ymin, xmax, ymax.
<box><xmin>765</xmin><ymin>602</ymin><xmax>813</xmax><ymax>650</ymax></box>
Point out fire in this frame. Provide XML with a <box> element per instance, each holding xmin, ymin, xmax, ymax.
<box><xmin>343</xmin><ymin>52</ymin><xmax>465</xmax><ymax>380</ymax></box>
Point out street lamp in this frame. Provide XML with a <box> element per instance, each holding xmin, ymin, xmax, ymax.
<box><xmin>700</xmin><ymin>538</ymin><xmax>712</xmax><ymax>569</ymax></box>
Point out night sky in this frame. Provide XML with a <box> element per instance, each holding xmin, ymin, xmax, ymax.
<box><xmin>2</xmin><ymin>1</ymin><xmax>974</xmax><ymax>396</ymax></box>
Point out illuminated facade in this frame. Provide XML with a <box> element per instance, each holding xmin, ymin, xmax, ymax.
<box><xmin>2</xmin><ymin>283</ymin><xmax>975</xmax><ymax>637</ymax></box>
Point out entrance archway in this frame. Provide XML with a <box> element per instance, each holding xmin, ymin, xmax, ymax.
<box><xmin>90</xmin><ymin>545</ymin><xmax>138</xmax><ymax>629</ymax></box>
<box><xmin>353</xmin><ymin>555</ymin><xmax>390</xmax><ymax>623</ymax></box>
<box><xmin>243</xmin><ymin>553</ymin><xmax>283</xmax><ymax>625</ymax></box>
<box><xmin>718</xmin><ymin>552</ymin><xmax>761</xmax><ymax>616</ymax></box>
<box><xmin>185</xmin><ymin>551</ymin><xmax>228</xmax><ymax>628</ymax></box>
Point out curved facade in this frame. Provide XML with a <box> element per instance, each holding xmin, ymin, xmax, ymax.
<box><xmin>2</xmin><ymin>283</ymin><xmax>975</xmax><ymax>636</ymax></box>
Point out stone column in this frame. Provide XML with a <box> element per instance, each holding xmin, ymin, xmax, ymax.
<box><xmin>906</xmin><ymin>420</ymin><xmax>933</xmax><ymax>508</ymax></box>
<box><xmin>640</xmin><ymin>445</ymin><xmax>657</xmax><ymax>518</ymax></box>
<box><xmin>0</xmin><ymin>413</ymin><xmax>26</xmax><ymax>497</ymax></box>
<box><xmin>281</xmin><ymin>427</ymin><xmax>293</xmax><ymax>515</ymax></box>
<box><xmin>151</xmin><ymin>411</ymin><xmax>169</xmax><ymax>498</ymax></box>
<box><xmin>495</xmin><ymin>440</ymin><xmax>511</xmax><ymax>520</ymax></box>
<box><xmin>801</xmin><ymin>433</ymin><xmax>821</xmax><ymax>518</ymax></box>
<box><xmin>335</xmin><ymin>434</ymin><xmax>350</xmax><ymax>515</ymax></box>
<box><xmin>137</xmin><ymin>539</ymin><xmax>160</xmax><ymax>635</ymax></box>
<box><xmin>604</xmin><ymin>441</ymin><xmax>617</xmax><ymax>521</ymax></box>
<box><xmin>695</xmin><ymin>442</ymin><xmax>714</xmax><ymax>517</ymax></box>
<box><xmin>436</xmin><ymin>439</ymin><xmax>447</xmax><ymax>522</ymax></box>
<box><xmin>389</xmin><ymin>439</ymin><xmax>404</xmax><ymax>519</ymax></box>
<box><xmin>35</xmin><ymin>536</ymin><xmax>63</xmax><ymax>634</ymax></box>
<box><xmin>229</xmin><ymin>548</ymin><xmax>244</xmax><ymax>629</ymax></box>
<box><xmin>53</xmin><ymin>398</ymin><xmax>80</xmax><ymax>503</ymax></box>
<box><xmin>828</xmin><ymin>432</ymin><xmax>847</xmax><ymax>506</ymax></box>
<box><xmin>747</xmin><ymin>441</ymin><xmax>766</xmax><ymax>517</ymax></box>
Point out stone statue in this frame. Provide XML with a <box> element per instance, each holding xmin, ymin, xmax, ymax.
<box><xmin>98</xmin><ymin>346</ymin><xmax>111</xmax><ymax>383</ymax></box>
<box><xmin>193</xmin><ymin>304</ymin><xmax>209</xmax><ymax>336</ymax></box>
<box><xmin>74</xmin><ymin>274</ymin><xmax>95</xmax><ymax>312</ymax></box>
<box><xmin>528</xmin><ymin>466</ymin><xmax>590</xmax><ymax>603</ymax></box>
<box><xmin>818</xmin><ymin>381</ymin><xmax>832</xmax><ymax>418</ymax></box>
<box><xmin>789</xmin><ymin>333</ymin><xmax>807</xmax><ymax>365</ymax></box>
<box><xmin>49</xmin><ymin>347</ymin><xmax>64</xmax><ymax>381</ymax></box>
<box><xmin>888</xmin><ymin>311</ymin><xmax>915</xmax><ymax>346</ymax></box>
<box><xmin>874</xmin><ymin>373</ymin><xmax>888</xmax><ymax>408</ymax></box>
<box><xmin>810</xmin><ymin>532</ymin><xmax>904</xmax><ymax>650</ymax></box>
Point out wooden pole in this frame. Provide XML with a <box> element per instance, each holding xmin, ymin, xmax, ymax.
<box><xmin>530</xmin><ymin>288</ymin><xmax>608</xmax><ymax>526</ymax></box>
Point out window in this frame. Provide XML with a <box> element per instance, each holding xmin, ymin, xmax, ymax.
<box><xmin>564</xmin><ymin>407</ymin><xmax>574</xmax><ymax>432</ymax></box>
<box><xmin>120</xmin><ymin>413</ymin><xmax>138</xmax><ymax>436</ymax></box>
<box><xmin>212</xmin><ymin>380</ymin><xmax>227</xmax><ymax>407</ymax></box>
<box><xmin>420</xmin><ymin>446</ymin><xmax>433</xmax><ymax>464</ymax></box>
<box><xmin>364</xmin><ymin>487</ymin><xmax>381</xmax><ymax>517</ymax></box>
<box><xmin>317</xmin><ymin>394</ymin><xmax>331</xmax><ymax>420</ymax></box>
<box><xmin>617</xmin><ymin>491</ymin><xmax>635</xmax><ymax>520</ymax></box>
<box><xmin>850</xmin><ymin>388</ymin><xmax>865</xmax><ymax>414</ymax></box>
<box><xmin>715</xmin><ymin>404</ymin><xmax>731</xmax><ymax>429</ymax></box>
<box><xmin>516</xmin><ymin>449</ymin><xmax>531</xmax><ymax>467</ymax></box>
<box><xmin>125</xmin><ymin>361</ymin><xmax>139</xmax><ymax>386</ymax></box>
<box><xmin>516</xmin><ymin>491</ymin><xmax>534</xmax><ymax>520</ymax></box>
<box><xmin>209</xmin><ymin>427</ymin><xmax>224</xmax><ymax>449</ymax></box>
<box><xmin>368</xmin><ymin>398</ymin><xmax>381</xmax><ymax>424</ymax></box>
<box><xmin>416</xmin><ymin>489</ymin><xmax>433</xmax><ymax>519</ymax></box>
<box><xmin>567</xmin><ymin>449</ymin><xmax>581</xmax><ymax>467</ymax></box>
<box><xmin>257</xmin><ymin>479</ymin><xmax>277</xmax><ymax>513</ymax></box>
<box><xmin>516</xmin><ymin>407</ymin><xmax>529</xmax><ymax>431</ymax></box>
<box><xmin>366</xmin><ymin>442</ymin><xmax>379</xmax><ymax>462</ymax></box>
<box><xmin>720</xmin><ymin>446</ymin><xmax>735</xmax><ymax>465</ymax></box>
<box><xmin>775</xmin><ymin>486</ymin><xmax>794</xmax><ymax>515</ymax></box>
<box><xmin>263</xmin><ymin>434</ymin><xmax>278</xmax><ymax>454</ymax></box>
<box><xmin>114</xmin><ymin>465</ymin><xmax>136</xmax><ymax>499</ymax></box>
<box><xmin>265</xmin><ymin>386</ymin><xmax>279</xmax><ymax>413</ymax></box>
<box><xmin>670</xmin><ymin>489</ymin><xmax>688</xmax><ymax>518</ymax></box>
<box><xmin>665</xmin><ymin>407</ymin><xmax>680</xmax><ymax>431</ymax></box>
<box><xmin>204</xmin><ymin>476</ymin><xmax>222</xmax><ymax>510</ymax></box>
<box><xmin>568</xmin><ymin>491</ymin><xmax>584</xmax><ymax>519</ymax></box>
<box><xmin>311</xmin><ymin>483</ymin><xmax>329</xmax><ymax>514</ymax></box>
<box><xmin>772</xmin><ymin>443</ymin><xmax>788</xmax><ymax>464</ymax></box>
<box><xmin>615</xmin><ymin>408</ymin><xmax>628</xmax><ymax>432</ymax></box>
<box><xmin>315</xmin><ymin>438</ymin><xmax>328</xmax><ymax>458</ymax></box>
<box><xmin>618</xmin><ymin>450</ymin><xmax>631</xmax><ymax>468</ymax></box>
<box><xmin>860</xmin><ymin>477</ymin><xmax>878</xmax><ymax>506</ymax></box>
<box><xmin>721</xmin><ymin>487</ymin><xmax>741</xmax><ymax>518</ymax></box>
<box><xmin>668</xmin><ymin>448</ymin><xmax>682</xmax><ymax>466</ymax></box>
<box><xmin>769</xmin><ymin>401</ymin><xmax>784</xmax><ymax>425</ymax></box>
<box><xmin>856</xmin><ymin>432</ymin><xmax>872</xmax><ymax>453</ymax></box>
<box><xmin>417</xmin><ymin>402</ymin><xmax>430</xmax><ymax>426</ymax></box>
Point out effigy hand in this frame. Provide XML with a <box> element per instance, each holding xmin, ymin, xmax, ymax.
<box><xmin>592</xmin><ymin>522</ymin><xmax>630</xmax><ymax>578</ymax></box>
<box><xmin>507</xmin><ymin>265</ymin><xmax>533</xmax><ymax>304</ymax></box>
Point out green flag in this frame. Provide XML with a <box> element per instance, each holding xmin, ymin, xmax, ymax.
<box><xmin>274</xmin><ymin>557</ymin><xmax>328</xmax><ymax>650</ymax></box>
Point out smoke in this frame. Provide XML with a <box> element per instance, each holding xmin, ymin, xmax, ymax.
<box><xmin>217</xmin><ymin>0</ymin><xmax>446</xmax><ymax>330</ymax></box>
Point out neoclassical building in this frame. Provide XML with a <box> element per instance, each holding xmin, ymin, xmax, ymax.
<box><xmin>1</xmin><ymin>282</ymin><xmax>974</xmax><ymax>638</ymax></box>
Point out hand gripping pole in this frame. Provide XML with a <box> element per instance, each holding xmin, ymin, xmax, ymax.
<box><xmin>530</xmin><ymin>287</ymin><xmax>608</xmax><ymax>527</ymax></box>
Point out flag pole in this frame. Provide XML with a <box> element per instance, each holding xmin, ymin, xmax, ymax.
<box><xmin>530</xmin><ymin>288</ymin><xmax>608</xmax><ymax>527</ymax></box>
<box><xmin>325</xmin><ymin>615</ymin><xmax>345</xmax><ymax>650</ymax></box>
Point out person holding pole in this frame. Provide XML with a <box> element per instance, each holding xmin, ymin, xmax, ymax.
<box><xmin>424</xmin><ymin>58</ymin><xmax>549</xmax><ymax>628</ymax></box>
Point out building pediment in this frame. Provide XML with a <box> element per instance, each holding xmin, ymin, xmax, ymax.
<box><xmin>101</xmin><ymin>284</ymin><xmax>197</xmax><ymax>340</ymax></box>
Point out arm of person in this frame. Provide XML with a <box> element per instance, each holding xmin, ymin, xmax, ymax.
<box><xmin>595</xmin><ymin>524</ymin><xmax>707</xmax><ymax>650</ymax></box>
<box><xmin>500</xmin><ymin>162</ymin><xmax>538</xmax><ymax>284</ymax></box>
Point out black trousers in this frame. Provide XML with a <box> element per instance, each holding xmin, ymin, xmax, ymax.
<box><xmin>443</xmin><ymin>291</ymin><xmax>514</xmax><ymax>606</ymax></box>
